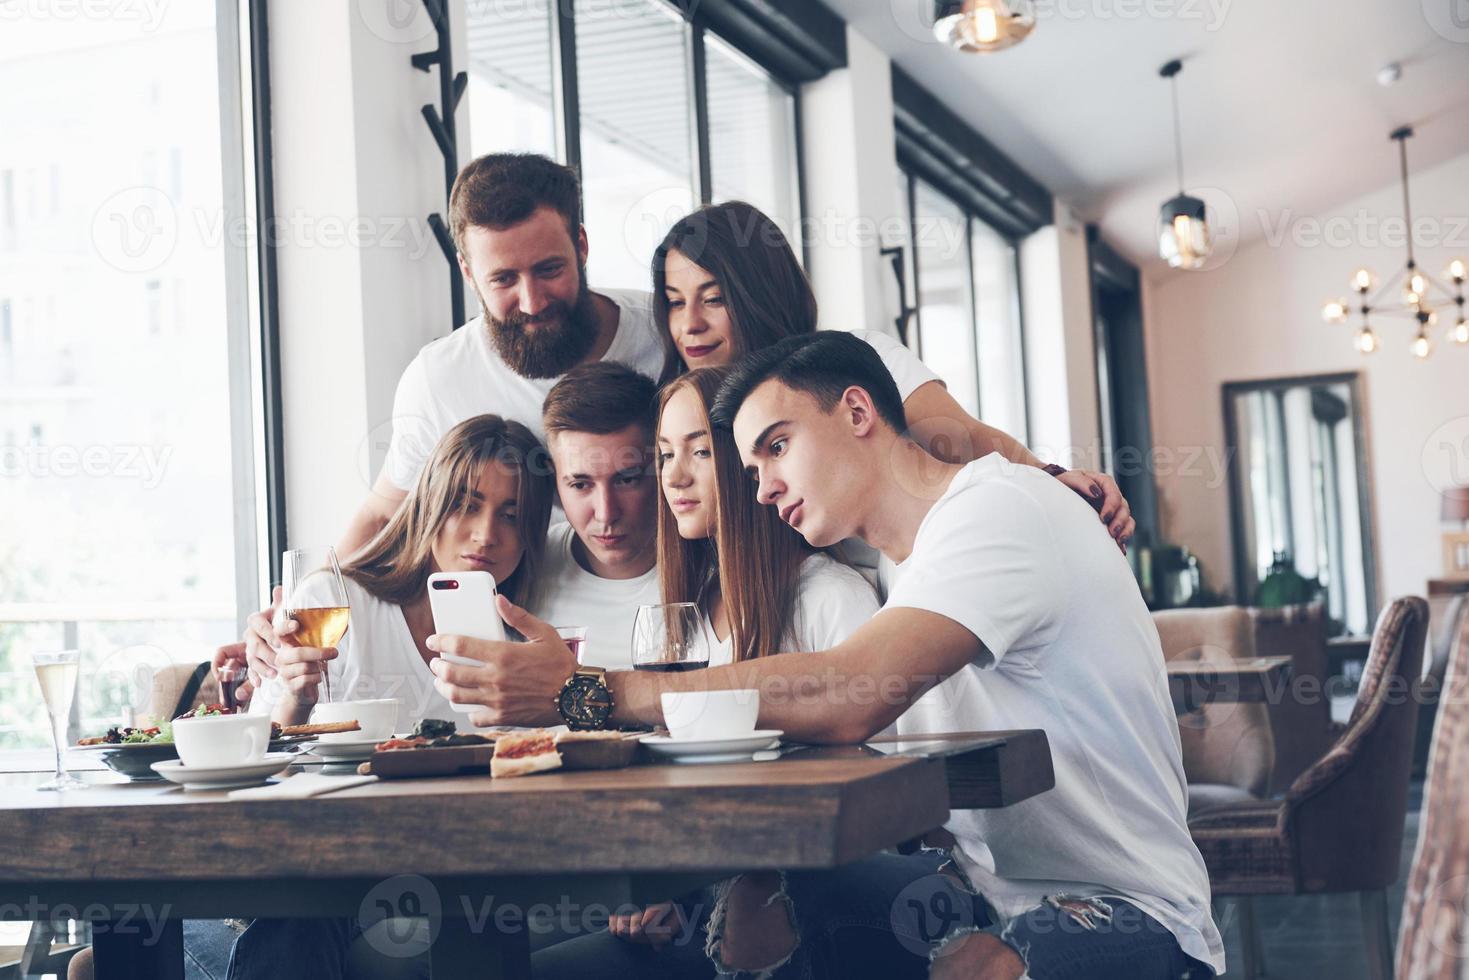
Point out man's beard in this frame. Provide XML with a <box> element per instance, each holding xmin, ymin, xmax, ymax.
<box><xmin>481</xmin><ymin>270</ymin><xmax>599</xmax><ymax>380</ymax></box>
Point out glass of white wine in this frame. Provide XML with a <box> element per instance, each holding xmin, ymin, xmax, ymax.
<box><xmin>275</xmin><ymin>548</ymin><xmax>351</xmax><ymax>705</ymax></box>
<box><xmin>33</xmin><ymin>649</ymin><xmax>85</xmax><ymax>791</ymax></box>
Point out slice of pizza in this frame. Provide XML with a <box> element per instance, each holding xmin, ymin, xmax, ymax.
<box><xmin>490</xmin><ymin>729</ymin><xmax>563</xmax><ymax>778</ymax></box>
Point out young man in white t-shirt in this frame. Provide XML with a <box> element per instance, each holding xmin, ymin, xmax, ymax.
<box><xmin>535</xmin><ymin>361</ymin><xmax>662</xmax><ymax>669</ymax></box>
<box><xmin>429</xmin><ymin>331</ymin><xmax>1223</xmax><ymax>978</ymax></box>
<box><xmin>225</xmin><ymin>153</ymin><xmax>665</xmax><ymax>686</ymax></box>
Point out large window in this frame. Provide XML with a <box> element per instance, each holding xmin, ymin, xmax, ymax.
<box><xmin>464</xmin><ymin>0</ymin><xmax>805</xmax><ymax>292</ymax></box>
<box><xmin>898</xmin><ymin>170</ymin><xmax>1029</xmax><ymax>439</ymax></box>
<box><xmin>705</xmin><ymin>34</ymin><xmax>801</xmax><ymax>251</ymax></box>
<box><xmin>0</xmin><ymin>4</ymin><xmax>263</xmax><ymax>748</ymax></box>
<box><xmin>575</xmin><ymin>0</ymin><xmax>697</xmax><ymax>290</ymax></box>
<box><xmin>463</xmin><ymin>1</ymin><xmax>557</xmax><ymax>159</ymax></box>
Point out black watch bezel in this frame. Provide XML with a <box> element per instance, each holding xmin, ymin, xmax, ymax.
<box><xmin>556</xmin><ymin>670</ymin><xmax>613</xmax><ymax>731</ymax></box>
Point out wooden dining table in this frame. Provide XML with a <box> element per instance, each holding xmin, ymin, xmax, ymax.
<box><xmin>0</xmin><ymin>730</ymin><xmax>1054</xmax><ymax>980</ymax></box>
<box><xmin>1166</xmin><ymin>655</ymin><xmax>1295</xmax><ymax>713</ymax></box>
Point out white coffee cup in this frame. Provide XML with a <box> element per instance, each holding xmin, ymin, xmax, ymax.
<box><xmin>660</xmin><ymin>689</ymin><xmax>760</xmax><ymax>741</ymax></box>
<box><xmin>173</xmin><ymin>714</ymin><xmax>271</xmax><ymax>769</ymax></box>
<box><xmin>311</xmin><ymin>699</ymin><xmax>400</xmax><ymax>742</ymax></box>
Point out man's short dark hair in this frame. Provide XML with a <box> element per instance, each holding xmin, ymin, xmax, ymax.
<box><xmin>449</xmin><ymin>153</ymin><xmax>581</xmax><ymax>255</ymax></box>
<box><xmin>709</xmin><ymin>331</ymin><xmax>907</xmax><ymax>434</ymax></box>
<box><xmin>542</xmin><ymin>362</ymin><xmax>657</xmax><ymax>441</ymax></box>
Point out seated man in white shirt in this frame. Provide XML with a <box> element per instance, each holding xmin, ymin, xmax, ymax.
<box><xmin>429</xmin><ymin>331</ymin><xmax>1224</xmax><ymax>979</ymax></box>
<box><xmin>534</xmin><ymin>361</ymin><xmax>662</xmax><ymax>668</ymax></box>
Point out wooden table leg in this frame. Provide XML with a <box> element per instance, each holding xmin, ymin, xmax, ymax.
<box><xmin>93</xmin><ymin>917</ymin><xmax>183</xmax><ymax>980</ymax></box>
<box><xmin>431</xmin><ymin>916</ymin><xmax>530</xmax><ymax>980</ymax></box>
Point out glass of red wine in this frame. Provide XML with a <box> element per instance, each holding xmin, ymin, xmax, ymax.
<box><xmin>556</xmin><ymin>627</ymin><xmax>588</xmax><ymax>664</ymax></box>
<box><xmin>631</xmin><ymin>602</ymin><xmax>709</xmax><ymax>672</ymax></box>
<box><xmin>218</xmin><ymin>662</ymin><xmax>248</xmax><ymax>713</ymax></box>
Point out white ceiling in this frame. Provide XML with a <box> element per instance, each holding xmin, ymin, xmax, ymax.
<box><xmin>823</xmin><ymin>0</ymin><xmax>1469</xmax><ymax>279</ymax></box>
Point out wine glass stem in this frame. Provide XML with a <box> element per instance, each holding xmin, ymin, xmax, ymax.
<box><xmin>50</xmin><ymin>713</ymin><xmax>66</xmax><ymax>780</ymax></box>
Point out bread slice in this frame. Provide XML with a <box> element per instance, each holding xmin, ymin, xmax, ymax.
<box><xmin>490</xmin><ymin>729</ymin><xmax>562</xmax><ymax>778</ymax></box>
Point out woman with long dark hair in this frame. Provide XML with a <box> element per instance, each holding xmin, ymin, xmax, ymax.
<box><xmin>652</xmin><ymin>200</ymin><xmax>1134</xmax><ymax>548</ymax></box>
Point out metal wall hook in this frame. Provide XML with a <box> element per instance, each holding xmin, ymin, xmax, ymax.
<box><xmin>413</xmin><ymin>0</ymin><xmax>468</xmax><ymax>331</ymax></box>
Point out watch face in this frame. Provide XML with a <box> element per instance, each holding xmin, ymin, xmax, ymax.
<box><xmin>558</xmin><ymin>674</ymin><xmax>610</xmax><ymax>728</ymax></box>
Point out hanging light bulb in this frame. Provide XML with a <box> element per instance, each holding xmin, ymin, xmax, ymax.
<box><xmin>933</xmin><ymin>0</ymin><xmax>1036</xmax><ymax>53</ymax></box>
<box><xmin>1159</xmin><ymin>194</ymin><xmax>1211</xmax><ymax>270</ymax></box>
<box><xmin>1356</xmin><ymin>327</ymin><xmax>1379</xmax><ymax>353</ymax></box>
<box><xmin>1412</xmin><ymin>329</ymin><xmax>1432</xmax><ymax>359</ymax></box>
<box><xmin>1156</xmin><ymin>60</ymin><xmax>1212</xmax><ymax>270</ymax></box>
<box><xmin>1453</xmin><ymin>318</ymin><xmax>1469</xmax><ymax>345</ymax></box>
<box><xmin>1448</xmin><ymin>259</ymin><xmax>1467</xmax><ymax>282</ymax></box>
<box><xmin>1321</xmin><ymin>299</ymin><xmax>1349</xmax><ymax>323</ymax></box>
<box><xmin>1351</xmin><ymin>268</ymin><xmax>1375</xmax><ymax>292</ymax></box>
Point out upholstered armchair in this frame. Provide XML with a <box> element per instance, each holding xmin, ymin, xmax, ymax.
<box><xmin>1189</xmin><ymin>597</ymin><xmax>1429</xmax><ymax>980</ymax></box>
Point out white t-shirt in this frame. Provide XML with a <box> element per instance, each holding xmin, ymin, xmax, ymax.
<box><xmin>883</xmin><ymin>456</ymin><xmax>1224</xmax><ymax>974</ymax></box>
<box><xmin>689</xmin><ymin>554</ymin><xmax>879</xmax><ymax>665</ymax></box>
<box><xmin>531</xmin><ymin>522</ymin><xmax>661</xmax><ymax>670</ymax></box>
<box><xmin>847</xmin><ymin>328</ymin><xmax>939</xmax><ymax>402</ymax></box>
<box><xmin>381</xmin><ymin>289</ymin><xmax>663</xmax><ymax>492</ymax></box>
<box><xmin>250</xmin><ymin>575</ymin><xmax>469</xmax><ymax>733</ymax></box>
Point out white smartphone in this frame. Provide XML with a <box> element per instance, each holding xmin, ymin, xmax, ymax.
<box><xmin>427</xmin><ymin>571</ymin><xmax>506</xmax><ymax>714</ymax></box>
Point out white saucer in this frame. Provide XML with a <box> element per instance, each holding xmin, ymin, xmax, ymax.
<box><xmin>302</xmin><ymin>737</ymin><xmax>385</xmax><ymax>762</ymax></box>
<box><xmin>640</xmin><ymin>730</ymin><xmax>783</xmax><ymax>764</ymax></box>
<box><xmin>150</xmin><ymin>753</ymin><xmax>297</xmax><ymax>790</ymax></box>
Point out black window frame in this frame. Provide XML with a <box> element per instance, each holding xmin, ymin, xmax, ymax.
<box><xmin>897</xmin><ymin>166</ymin><xmax>1033</xmax><ymax>440</ymax></box>
<box><xmin>491</xmin><ymin>0</ymin><xmax>841</xmax><ymax>252</ymax></box>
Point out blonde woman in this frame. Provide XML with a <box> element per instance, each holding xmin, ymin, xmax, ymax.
<box><xmin>226</xmin><ymin>414</ymin><xmax>554</xmax><ymax>980</ymax></box>
<box><xmin>250</xmin><ymin>413</ymin><xmax>553</xmax><ymax>732</ymax></box>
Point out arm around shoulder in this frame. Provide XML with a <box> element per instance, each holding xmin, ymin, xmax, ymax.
<box><xmin>902</xmin><ymin>381</ymin><xmax>1042</xmax><ymax>468</ymax></box>
<box><xmin>336</xmin><ymin>471</ymin><xmax>407</xmax><ymax>560</ymax></box>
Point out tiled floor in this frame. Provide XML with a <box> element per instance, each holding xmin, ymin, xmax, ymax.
<box><xmin>1214</xmin><ymin>780</ymin><xmax>1421</xmax><ymax>978</ymax></box>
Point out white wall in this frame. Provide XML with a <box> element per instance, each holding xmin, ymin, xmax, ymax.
<box><xmin>1145</xmin><ymin>150</ymin><xmax>1469</xmax><ymax>605</ymax></box>
<box><xmin>269</xmin><ymin>0</ymin><xmax>465</xmax><ymax>549</ymax></box>
<box><xmin>1020</xmin><ymin>201</ymin><xmax>1100</xmax><ymax>466</ymax></box>
<box><xmin>799</xmin><ymin>26</ymin><xmax>899</xmax><ymax>336</ymax></box>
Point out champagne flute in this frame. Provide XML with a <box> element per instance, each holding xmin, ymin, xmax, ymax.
<box><xmin>631</xmin><ymin>603</ymin><xmax>709</xmax><ymax>672</ymax></box>
<box><xmin>33</xmin><ymin>650</ymin><xmax>85</xmax><ymax>791</ymax></box>
<box><xmin>275</xmin><ymin>547</ymin><xmax>351</xmax><ymax>705</ymax></box>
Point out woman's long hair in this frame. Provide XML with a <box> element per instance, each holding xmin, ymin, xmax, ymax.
<box><xmin>343</xmin><ymin>415</ymin><xmax>553</xmax><ymax>611</ymax></box>
<box><xmin>653</xmin><ymin>201</ymin><xmax>818</xmax><ymax>384</ymax></box>
<box><xmin>655</xmin><ymin>368</ymin><xmax>814</xmax><ymax>662</ymax></box>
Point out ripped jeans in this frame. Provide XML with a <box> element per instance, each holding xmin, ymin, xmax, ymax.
<box><xmin>706</xmin><ymin>851</ymin><xmax>1212</xmax><ymax>980</ymax></box>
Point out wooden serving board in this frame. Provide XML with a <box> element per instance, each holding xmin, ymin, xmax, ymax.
<box><xmin>364</xmin><ymin>733</ymin><xmax>643</xmax><ymax>779</ymax></box>
<box><xmin>367</xmin><ymin>744</ymin><xmax>495</xmax><ymax>779</ymax></box>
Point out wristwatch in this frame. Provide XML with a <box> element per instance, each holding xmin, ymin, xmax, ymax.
<box><xmin>1042</xmin><ymin>463</ymin><xmax>1068</xmax><ymax>478</ymax></box>
<box><xmin>555</xmin><ymin>666</ymin><xmax>614</xmax><ymax>731</ymax></box>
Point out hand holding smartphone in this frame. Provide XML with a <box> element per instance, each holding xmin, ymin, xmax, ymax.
<box><xmin>427</xmin><ymin>571</ymin><xmax>507</xmax><ymax>714</ymax></box>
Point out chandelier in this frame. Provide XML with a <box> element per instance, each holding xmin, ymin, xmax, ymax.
<box><xmin>1322</xmin><ymin>127</ymin><xmax>1467</xmax><ymax>358</ymax></box>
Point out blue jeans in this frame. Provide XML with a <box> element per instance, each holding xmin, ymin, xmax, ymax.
<box><xmin>225</xmin><ymin>917</ymin><xmax>430</xmax><ymax>980</ymax></box>
<box><xmin>533</xmin><ymin>894</ymin><xmax>716</xmax><ymax>980</ymax></box>
<box><xmin>705</xmin><ymin>852</ymin><xmax>1213</xmax><ymax>980</ymax></box>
